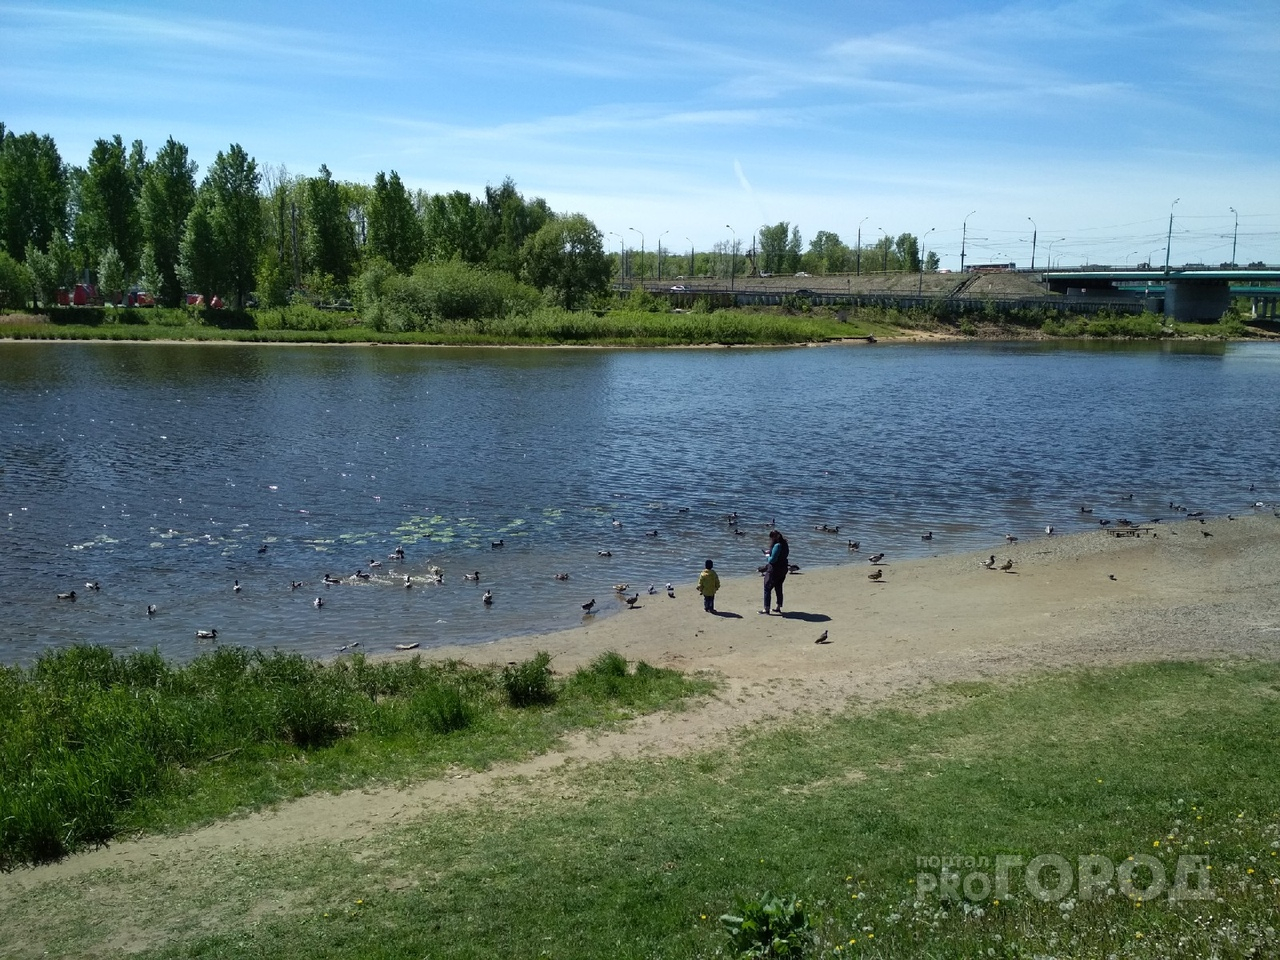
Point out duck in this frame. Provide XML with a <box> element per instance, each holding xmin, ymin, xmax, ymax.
<box><xmin>57</xmin><ymin>590</ymin><xmax>77</xmax><ymax>600</ymax></box>
<box><xmin>367</xmin><ymin>559</ymin><xmax>382</xmax><ymax>569</ymax></box>
<box><xmin>1000</xmin><ymin>558</ymin><xmax>1014</xmax><ymax>571</ymax></box>
<box><xmin>554</xmin><ymin>572</ymin><xmax>571</xmax><ymax>581</ymax></box>
<box><xmin>581</xmin><ymin>598</ymin><xmax>596</xmax><ymax>613</ymax></box>
<box><xmin>612</xmin><ymin>519</ymin><xmax>622</xmax><ymax>527</ymax></box>
<box><xmin>85</xmin><ymin>580</ymin><xmax>101</xmax><ymax>591</ymax></box>
<box><xmin>390</xmin><ymin>546</ymin><xmax>406</xmax><ymax>561</ymax></box>
<box><xmin>1045</xmin><ymin>525</ymin><xmax>1054</xmax><ymax>535</ymax></box>
<box><xmin>867</xmin><ymin>553</ymin><xmax>885</xmax><ymax>564</ymax></box>
<box><xmin>815</xmin><ymin>630</ymin><xmax>829</xmax><ymax>644</ymax></box>
<box><xmin>624</xmin><ymin>594</ymin><xmax>639</xmax><ymax>607</ymax></box>
<box><xmin>597</xmin><ymin>550</ymin><xmax>612</xmax><ymax>558</ymax></box>
<box><xmin>1005</xmin><ymin>534</ymin><xmax>1018</xmax><ymax>543</ymax></box>
<box><xmin>491</xmin><ymin>539</ymin><xmax>505</xmax><ymax>549</ymax></box>
<box><xmin>645</xmin><ymin>529</ymin><xmax>659</xmax><ymax>537</ymax></box>
<box><xmin>787</xmin><ymin>563</ymin><xmax>800</xmax><ymax>574</ymax></box>
<box><xmin>667</xmin><ymin>587</ymin><xmax>676</xmax><ymax>598</ymax></box>
<box><xmin>403</xmin><ymin>575</ymin><xmax>413</xmax><ymax>588</ymax></box>
<box><xmin>324</xmin><ymin>573</ymin><xmax>342</xmax><ymax>584</ymax></box>
<box><xmin>647</xmin><ymin>584</ymin><xmax>657</xmax><ymax>595</ymax></box>
<box><xmin>734</xmin><ymin>528</ymin><xmax>745</xmax><ymax>535</ymax></box>
<box><xmin>354</xmin><ymin>569</ymin><xmax>371</xmax><ymax>581</ymax></box>
<box><xmin>290</xmin><ymin>580</ymin><xmax>303</xmax><ymax>590</ymax></box>
<box><xmin>847</xmin><ymin>540</ymin><xmax>860</xmax><ymax>551</ymax></box>
<box><xmin>394</xmin><ymin>642</ymin><xmax>420</xmax><ymax>651</ymax></box>
<box><xmin>257</xmin><ymin>544</ymin><xmax>268</xmax><ymax>554</ymax></box>
<box><xmin>313</xmin><ymin>596</ymin><xmax>324</xmax><ymax>608</ymax></box>
<box><xmin>482</xmin><ymin>590</ymin><xmax>493</xmax><ymax>606</ymax></box>
<box><xmin>867</xmin><ymin>569</ymin><xmax>883</xmax><ymax>581</ymax></box>
<box><xmin>195</xmin><ymin>628</ymin><xmax>217</xmax><ymax>640</ymax></box>
<box><xmin>1080</xmin><ymin>506</ymin><xmax>1093</xmax><ymax>514</ymax></box>
<box><xmin>464</xmin><ymin>571</ymin><xmax>481</xmax><ymax>582</ymax></box>
<box><xmin>233</xmin><ymin>579</ymin><xmax>242</xmax><ymax>592</ymax></box>
<box><xmin>428</xmin><ymin>565</ymin><xmax>443</xmax><ymax>576</ymax></box>
<box><xmin>982</xmin><ymin>555</ymin><xmax>996</xmax><ymax>569</ymax></box>
<box><xmin>921</xmin><ymin>532</ymin><xmax>933</xmax><ymax>541</ymax></box>
<box><xmin>147</xmin><ymin>603</ymin><xmax>157</xmax><ymax>616</ymax></box>
<box><xmin>613</xmin><ymin>583</ymin><xmax>629</xmax><ymax>592</ymax></box>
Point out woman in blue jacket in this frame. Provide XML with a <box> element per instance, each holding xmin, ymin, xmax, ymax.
<box><xmin>760</xmin><ymin>529</ymin><xmax>789</xmax><ymax>614</ymax></box>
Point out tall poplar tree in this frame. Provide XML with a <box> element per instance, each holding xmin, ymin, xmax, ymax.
<box><xmin>77</xmin><ymin>135</ymin><xmax>144</xmax><ymax>276</ymax></box>
<box><xmin>140</xmin><ymin>137</ymin><xmax>197</xmax><ymax>306</ymax></box>
<box><xmin>367</xmin><ymin>170</ymin><xmax>423</xmax><ymax>273</ymax></box>
<box><xmin>0</xmin><ymin>126</ymin><xmax>68</xmax><ymax>262</ymax></box>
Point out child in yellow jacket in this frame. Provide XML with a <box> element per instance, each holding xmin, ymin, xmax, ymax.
<box><xmin>697</xmin><ymin>559</ymin><xmax>721</xmax><ymax>613</ymax></box>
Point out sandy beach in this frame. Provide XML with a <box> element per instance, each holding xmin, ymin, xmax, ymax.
<box><xmin>5</xmin><ymin>510</ymin><xmax>1277</xmax><ymax>898</ymax></box>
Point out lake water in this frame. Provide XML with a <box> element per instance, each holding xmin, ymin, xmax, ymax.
<box><xmin>2</xmin><ymin>339</ymin><xmax>1277</xmax><ymax>666</ymax></box>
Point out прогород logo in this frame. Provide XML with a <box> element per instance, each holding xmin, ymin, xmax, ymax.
<box><xmin>914</xmin><ymin>853</ymin><xmax>1214</xmax><ymax>903</ymax></box>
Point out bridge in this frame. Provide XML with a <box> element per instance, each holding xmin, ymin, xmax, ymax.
<box><xmin>1041</xmin><ymin>268</ymin><xmax>1280</xmax><ymax>323</ymax></box>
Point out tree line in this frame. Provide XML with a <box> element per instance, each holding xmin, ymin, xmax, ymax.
<box><xmin>0</xmin><ymin>122</ymin><xmax>937</xmax><ymax>315</ymax></box>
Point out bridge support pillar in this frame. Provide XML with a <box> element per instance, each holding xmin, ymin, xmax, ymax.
<box><xmin>1164</xmin><ymin>279</ymin><xmax>1231</xmax><ymax>323</ymax></box>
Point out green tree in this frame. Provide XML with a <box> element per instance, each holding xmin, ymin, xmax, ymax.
<box><xmin>139</xmin><ymin>137</ymin><xmax>196</xmax><ymax>306</ymax></box>
<box><xmin>304</xmin><ymin>164</ymin><xmax>357</xmax><ymax>286</ymax></box>
<box><xmin>77</xmin><ymin>135</ymin><xmax>144</xmax><ymax>277</ymax></box>
<box><xmin>423</xmin><ymin>191</ymin><xmax>486</xmax><ymax>265</ymax></box>
<box><xmin>0</xmin><ymin>127</ymin><xmax>68</xmax><ymax>262</ymax></box>
<box><xmin>521</xmin><ymin>214</ymin><xmax>610</xmax><ymax>309</ymax></box>
<box><xmin>25</xmin><ymin>236</ymin><xmax>73</xmax><ymax>305</ymax></box>
<box><xmin>199</xmin><ymin>143</ymin><xmax>262</xmax><ymax>308</ymax></box>
<box><xmin>895</xmin><ymin>233</ymin><xmax>920</xmax><ymax>272</ymax></box>
<box><xmin>0</xmin><ymin>249</ymin><xmax>32</xmax><ymax>308</ymax></box>
<box><xmin>178</xmin><ymin>191</ymin><xmax>220</xmax><ymax>304</ymax></box>
<box><xmin>97</xmin><ymin>245</ymin><xmax>126</xmax><ymax>305</ymax></box>
<box><xmin>367</xmin><ymin>170</ymin><xmax>424</xmax><ymax>273</ymax></box>
<box><xmin>758</xmin><ymin>222</ymin><xmax>790</xmax><ymax>274</ymax></box>
<box><xmin>482</xmin><ymin>177</ymin><xmax>550</xmax><ymax>277</ymax></box>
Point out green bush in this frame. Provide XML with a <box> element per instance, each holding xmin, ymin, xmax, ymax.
<box><xmin>501</xmin><ymin>651</ymin><xmax>557</xmax><ymax>708</ymax></box>
<box><xmin>720</xmin><ymin>892</ymin><xmax>814</xmax><ymax>958</ymax></box>
<box><xmin>373</xmin><ymin>260</ymin><xmax>541</xmax><ymax>330</ymax></box>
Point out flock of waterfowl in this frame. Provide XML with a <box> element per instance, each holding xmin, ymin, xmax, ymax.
<box><xmin>52</xmin><ymin>494</ymin><xmax>1274</xmax><ymax>652</ymax></box>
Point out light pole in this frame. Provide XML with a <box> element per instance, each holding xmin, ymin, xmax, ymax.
<box><xmin>1229</xmin><ymin>207</ymin><xmax>1238</xmax><ymax>266</ymax></box>
<box><xmin>1163</xmin><ymin>198</ymin><xmax>1179</xmax><ymax>274</ymax></box>
<box><xmin>629</xmin><ymin>227</ymin><xmax>645</xmax><ymax>282</ymax></box>
<box><xmin>879</xmin><ymin>228</ymin><xmax>889</xmax><ymax>272</ymax></box>
<box><xmin>608</xmin><ymin>232</ymin><xmax>625</xmax><ymax>279</ymax></box>
<box><xmin>960</xmin><ymin>210</ymin><xmax>976</xmax><ymax>273</ymax></box>
<box><xmin>685</xmin><ymin>237</ymin><xmax>694</xmax><ymax>278</ymax></box>
<box><xmin>1027</xmin><ymin>217</ymin><xmax>1038</xmax><ymax>271</ymax></box>
<box><xmin>657</xmin><ymin>230</ymin><xmax>668</xmax><ymax>281</ymax></box>
<box><xmin>917</xmin><ymin>227</ymin><xmax>935</xmax><ymax>294</ymax></box>
<box><xmin>856</xmin><ymin>217</ymin><xmax>868</xmax><ymax>276</ymax></box>
<box><xmin>1125</xmin><ymin>251</ymin><xmax>1138</xmax><ymax>268</ymax></box>
<box><xmin>726</xmin><ymin>225</ymin><xmax>737</xmax><ymax>289</ymax></box>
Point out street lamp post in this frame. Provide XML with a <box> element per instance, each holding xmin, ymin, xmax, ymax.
<box><xmin>685</xmin><ymin>237</ymin><xmax>694</xmax><ymax>279</ymax></box>
<box><xmin>960</xmin><ymin>210</ymin><xmax>976</xmax><ymax>273</ymax></box>
<box><xmin>856</xmin><ymin>217</ymin><xmax>868</xmax><ymax>276</ymax></box>
<box><xmin>917</xmin><ymin>227</ymin><xmax>935</xmax><ymax>295</ymax></box>
<box><xmin>1027</xmin><ymin>217</ymin><xmax>1038</xmax><ymax>271</ymax></box>
<box><xmin>1230</xmin><ymin>207</ymin><xmax>1238</xmax><ymax>266</ymax></box>
<box><xmin>726</xmin><ymin>225</ymin><xmax>737</xmax><ymax>290</ymax></box>
<box><xmin>629</xmin><ymin>227</ymin><xmax>645</xmax><ymax>282</ymax></box>
<box><xmin>1163</xmin><ymin>199</ymin><xmax>1179</xmax><ymax>274</ymax></box>
<box><xmin>657</xmin><ymin>230</ymin><xmax>668</xmax><ymax>281</ymax></box>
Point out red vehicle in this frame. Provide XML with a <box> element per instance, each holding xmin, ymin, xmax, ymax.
<box><xmin>72</xmin><ymin>283</ymin><xmax>100</xmax><ymax>306</ymax></box>
<box><xmin>185</xmin><ymin>293</ymin><xmax>223</xmax><ymax>309</ymax></box>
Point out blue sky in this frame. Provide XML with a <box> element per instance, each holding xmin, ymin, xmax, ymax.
<box><xmin>3</xmin><ymin>0</ymin><xmax>1278</xmax><ymax>269</ymax></box>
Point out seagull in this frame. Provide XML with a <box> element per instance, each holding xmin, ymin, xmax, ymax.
<box><xmin>85</xmin><ymin>580</ymin><xmax>100</xmax><ymax>591</ymax></box>
<box><xmin>290</xmin><ymin>580</ymin><xmax>303</xmax><ymax>590</ymax></box>
<box><xmin>921</xmin><ymin>532</ymin><xmax>933</xmax><ymax>541</ymax></box>
<box><xmin>867</xmin><ymin>569</ymin><xmax>883</xmax><ymax>581</ymax></box>
<box><xmin>665</xmin><ymin>582</ymin><xmax>674</xmax><ymax>591</ymax></box>
<box><xmin>195</xmin><ymin>628</ymin><xmax>217</xmax><ymax>639</ymax></box>
<box><xmin>147</xmin><ymin>603</ymin><xmax>157</xmax><ymax>616</ymax></box>
<box><xmin>815</xmin><ymin>629</ymin><xmax>830</xmax><ymax>644</ymax></box>
<box><xmin>581</xmin><ymin>599</ymin><xmax>596</xmax><ymax>613</ymax></box>
<box><xmin>57</xmin><ymin>590</ymin><xmax>76</xmax><ymax>600</ymax></box>
<box><xmin>394</xmin><ymin>642</ymin><xmax>420</xmax><ymax>651</ymax></box>
<box><xmin>491</xmin><ymin>539</ymin><xmax>505</xmax><ymax>549</ymax></box>
<box><xmin>982</xmin><ymin>555</ymin><xmax>996</xmax><ymax>569</ymax></box>
<box><xmin>848</xmin><ymin>540</ymin><xmax>860</xmax><ymax>550</ymax></box>
<box><xmin>624</xmin><ymin>594</ymin><xmax>639</xmax><ymax>607</ymax></box>
<box><xmin>314</xmin><ymin>596</ymin><xmax>324</xmax><ymax>608</ymax></box>
<box><xmin>482</xmin><ymin>590</ymin><xmax>493</xmax><ymax>606</ymax></box>
<box><xmin>647</xmin><ymin>584</ymin><xmax>657</xmax><ymax>595</ymax></box>
<box><xmin>868</xmin><ymin>553</ymin><xmax>885</xmax><ymax>564</ymax></box>
<box><xmin>1000</xmin><ymin>559</ymin><xmax>1014</xmax><ymax>571</ymax></box>
<box><xmin>233</xmin><ymin>579</ymin><xmax>242</xmax><ymax>592</ymax></box>
<box><xmin>464</xmin><ymin>571</ymin><xmax>481</xmax><ymax>582</ymax></box>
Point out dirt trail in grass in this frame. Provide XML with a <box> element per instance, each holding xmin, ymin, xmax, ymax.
<box><xmin>5</xmin><ymin>513</ymin><xmax>1280</xmax><ymax>896</ymax></box>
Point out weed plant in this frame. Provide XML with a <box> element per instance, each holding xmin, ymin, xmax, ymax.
<box><xmin>0</xmin><ymin>645</ymin><xmax>708</xmax><ymax>871</ymax></box>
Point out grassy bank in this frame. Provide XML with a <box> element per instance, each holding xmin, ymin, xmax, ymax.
<box><xmin>5</xmin><ymin>660</ymin><xmax>1278</xmax><ymax>959</ymax></box>
<box><xmin>0</xmin><ymin>645</ymin><xmax>712</xmax><ymax>871</ymax></box>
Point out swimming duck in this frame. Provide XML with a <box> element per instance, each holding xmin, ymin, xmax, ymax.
<box><xmin>613</xmin><ymin>583</ymin><xmax>629</xmax><ymax>592</ymax></box>
<box><xmin>390</xmin><ymin>546</ymin><xmax>406</xmax><ymax>560</ymax></box>
<box><xmin>368</xmin><ymin>559</ymin><xmax>382</xmax><ymax>569</ymax></box>
<box><xmin>258</xmin><ymin>544</ymin><xmax>268</xmax><ymax>554</ymax></box>
<box><xmin>464</xmin><ymin>571</ymin><xmax>481</xmax><ymax>582</ymax></box>
<box><xmin>554</xmin><ymin>573</ymin><xmax>571</xmax><ymax>581</ymax></box>
<box><xmin>233</xmin><ymin>579</ymin><xmax>241</xmax><ymax>592</ymax></box>
<box><xmin>354</xmin><ymin>569</ymin><xmax>371</xmax><ymax>581</ymax></box>
<box><xmin>324</xmin><ymin>574</ymin><xmax>342</xmax><ymax>584</ymax></box>
<box><xmin>645</xmin><ymin>529</ymin><xmax>659</xmax><ymax>537</ymax></box>
<box><xmin>597</xmin><ymin>550</ymin><xmax>612</xmax><ymax>557</ymax></box>
<box><xmin>612</xmin><ymin>519</ymin><xmax>622</xmax><ymax>527</ymax></box>
<box><xmin>195</xmin><ymin>628</ymin><xmax>217</xmax><ymax>640</ymax></box>
<box><xmin>314</xmin><ymin>596</ymin><xmax>324</xmax><ymax>608</ymax></box>
<box><xmin>147</xmin><ymin>603</ymin><xmax>157</xmax><ymax>616</ymax></box>
<box><xmin>57</xmin><ymin>590</ymin><xmax>76</xmax><ymax>600</ymax></box>
<box><xmin>491</xmin><ymin>539</ymin><xmax>505</xmax><ymax>549</ymax></box>
<box><xmin>428</xmin><ymin>565</ymin><xmax>443</xmax><ymax>576</ymax></box>
<box><xmin>403</xmin><ymin>575</ymin><xmax>413</xmax><ymax>588</ymax></box>
<box><xmin>848</xmin><ymin>540</ymin><xmax>860</xmax><ymax>551</ymax></box>
<box><xmin>290</xmin><ymin>580</ymin><xmax>303</xmax><ymax>590</ymax></box>
<box><xmin>482</xmin><ymin>590</ymin><xmax>493</xmax><ymax>606</ymax></box>
<box><xmin>867</xmin><ymin>569</ymin><xmax>883</xmax><ymax>581</ymax></box>
<box><xmin>921</xmin><ymin>532</ymin><xmax>933</xmax><ymax>541</ymax></box>
<box><xmin>85</xmin><ymin>580</ymin><xmax>100</xmax><ymax>591</ymax></box>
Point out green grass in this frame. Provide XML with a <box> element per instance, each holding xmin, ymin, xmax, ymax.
<box><xmin>0</xmin><ymin>645</ymin><xmax>713</xmax><ymax>871</ymax></box>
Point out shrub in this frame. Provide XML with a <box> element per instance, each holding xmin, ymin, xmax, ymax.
<box><xmin>720</xmin><ymin>892</ymin><xmax>814</xmax><ymax>958</ymax></box>
<box><xmin>501</xmin><ymin>651</ymin><xmax>556</xmax><ymax>708</ymax></box>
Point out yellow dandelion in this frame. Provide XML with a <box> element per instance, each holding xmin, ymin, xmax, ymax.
<box><xmin>992</xmin><ymin>899</ymin><xmax>1000</xmax><ymax>906</ymax></box>
<box><xmin>1097</xmin><ymin>778</ymin><xmax>1103</xmax><ymax>783</ymax></box>
<box><xmin>700</xmin><ymin>914</ymin><xmax>707</xmax><ymax>920</ymax></box>
<box><xmin>846</xmin><ymin>875</ymin><xmax>853</xmax><ymax>881</ymax></box>
<box><xmin>1247</xmin><ymin>868</ymin><xmax>1255</xmax><ymax>875</ymax></box>
<box><xmin>1153</xmin><ymin>840</ymin><xmax>1160</xmax><ymax>847</ymax></box>
<box><xmin>850</xmin><ymin>938</ymin><xmax>857</xmax><ymax>944</ymax></box>
<box><xmin>851</xmin><ymin>893</ymin><xmax>859</xmax><ymax>899</ymax></box>
<box><xmin>1135</xmin><ymin>932</ymin><xmax>1144</xmax><ymax>939</ymax></box>
<box><xmin>868</xmin><ymin>933</ymin><xmax>874</xmax><ymax>939</ymax></box>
